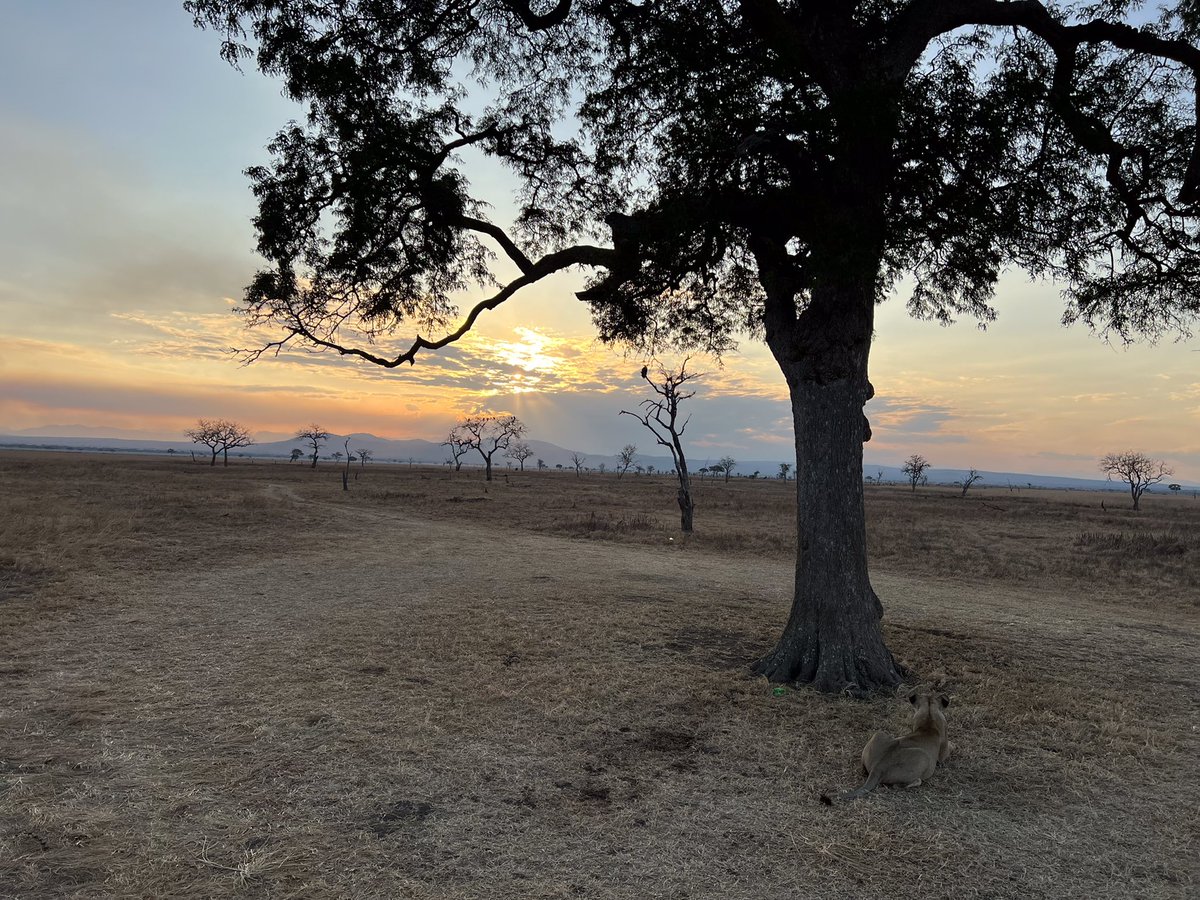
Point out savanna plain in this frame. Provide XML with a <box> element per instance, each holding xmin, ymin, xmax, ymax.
<box><xmin>1</xmin><ymin>452</ymin><xmax>1197</xmax><ymax>899</ymax></box>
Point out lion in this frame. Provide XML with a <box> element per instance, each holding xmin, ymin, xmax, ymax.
<box><xmin>821</xmin><ymin>687</ymin><xmax>951</xmax><ymax>804</ymax></box>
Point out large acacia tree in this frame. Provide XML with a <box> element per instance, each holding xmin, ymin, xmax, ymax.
<box><xmin>188</xmin><ymin>0</ymin><xmax>1200</xmax><ymax>693</ymax></box>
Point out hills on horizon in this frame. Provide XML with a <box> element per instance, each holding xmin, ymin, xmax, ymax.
<box><xmin>2</xmin><ymin>427</ymin><xmax>1193</xmax><ymax>494</ymax></box>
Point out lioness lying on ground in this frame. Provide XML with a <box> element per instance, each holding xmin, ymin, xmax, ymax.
<box><xmin>821</xmin><ymin>688</ymin><xmax>951</xmax><ymax>804</ymax></box>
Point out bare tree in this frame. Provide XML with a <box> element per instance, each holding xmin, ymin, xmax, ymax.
<box><xmin>620</xmin><ymin>361</ymin><xmax>702</xmax><ymax>533</ymax></box>
<box><xmin>296</xmin><ymin>424</ymin><xmax>328</xmax><ymax>468</ymax></box>
<box><xmin>442</xmin><ymin>427</ymin><xmax>473</xmax><ymax>472</ymax></box>
<box><xmin>901</xmin><ymin>454</ymin><xmax>931</xmax><ymax>493</ymax></box>
<box><xmin>505</xmin><ymin>441</ymin><xmax>534</xmax><ymax>471</ymax></box>
<box><xmin>718</xmin><ymin>455</ymin><xmax>736</xmax><ymax>483</ymax></box>
<box><xmin>570</xmin><ymin>452</ymin><xmax>587</xmax><ymax>477</ymax></box>
<box><xmin>186</xmin><ymin>418</ymin><xmax>254</xmax><ymax>467</ymax></box>
<box><xmin>597</xmin><ymin>462</ymin><xmax>607</xmax><ymax>476</ymax></box>
<box><xmin>186</xmin><ymin>419</ymin><xmax>226</xmax><ymax>467</ymax></box>
<box><xmin>615</xmin><ymin>444</ymin><xmax>637</xmax><ymax>479</ymax></box>
<box><xmin>458</xmin><ymin>414</ymin><xmax>527</xmax><ymax>481</ymax></box>
<box><xmin>357</xmin><ymin>448</ymin><xmax>372</xmax><ymax>470</ymax></box>
<box><xmin>957</xmin><ymin>468</ymin><xmax>984</xmax><ymax>497</ymax></box>
<box><xmin>1100</xmin><ymin>452</ymin><xmax>1174</xmax><ymax>511</ymax></box>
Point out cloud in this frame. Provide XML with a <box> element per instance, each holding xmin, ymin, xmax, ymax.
<box><xmin>866</xmin><ymin>395</ymin><xmax>969</xmax><ymax>445</ymax></box>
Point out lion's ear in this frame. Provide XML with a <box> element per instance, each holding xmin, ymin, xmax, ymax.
<box><xmin>939</xmin><ymin>695</ymin><xmax>950</xmax><ymax>709</ymax></box>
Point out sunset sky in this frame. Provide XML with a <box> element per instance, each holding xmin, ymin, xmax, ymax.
<box><xmin>3</xmin><ymin>1</ymin><xmax>1198</xmax><ymax>481</ymax></box>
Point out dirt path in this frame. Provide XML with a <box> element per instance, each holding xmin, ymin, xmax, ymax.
<box><xmin>3</xmin><ymin>481</ymin><xmax>1197</xmax><ymax>899</ymax></box>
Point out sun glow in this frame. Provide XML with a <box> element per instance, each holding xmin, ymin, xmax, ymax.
<box><xmin>493</xmin><ymin>327</ymin><xmax>561</xmax><ymax>375</ymax></box>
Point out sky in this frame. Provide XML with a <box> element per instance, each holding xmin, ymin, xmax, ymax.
<box><xmin>2</xmin><ymin>1</ymin><xmax>1198</xmax><ymax>481</ymax></box>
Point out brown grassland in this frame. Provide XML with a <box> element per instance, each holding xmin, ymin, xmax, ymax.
<box><xmin>1</xmin><ymin>451</ymin><xmax>1197</xmax><ymax>899</ymax></box>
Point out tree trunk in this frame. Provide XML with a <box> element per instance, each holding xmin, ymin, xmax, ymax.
<box><xmin>209</xmin><ymin>448</ymin><xmax>218</xmax><ymax>467</ymax></box>
<box><xmin>753</xmin><ymin>265</ymin><xmax>903</xmax><ymax>695</ymax></box>
<box><xmin>223</xmin><ymin>448</ymin><xmax>229</xmax><ymax>467</ymax></box>
<box><xmin>311</xmin><ymin>452</ymin><xmax>318</xmax><ymax>468</ymax></box>
<box><xmin>484</xmin><ymin>455</ymin><xmax>493</xmax><ymax>481</ymax></box>
<box><xmin>677</xmin><ymin>488</ymin><xmax>694</xmax><ymax>533</ymax></box>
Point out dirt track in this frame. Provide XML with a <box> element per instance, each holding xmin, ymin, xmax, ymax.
<box><xmin>3</xmin><ymin>473</ymin><xmax>1198</xmax><ymax>898</ymax></box>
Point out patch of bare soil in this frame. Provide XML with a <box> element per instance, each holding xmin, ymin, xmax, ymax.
<box><xmin>1</xmin><ymin>456</ymin><xmax>1197</xmax><ymax>899</ymax></box>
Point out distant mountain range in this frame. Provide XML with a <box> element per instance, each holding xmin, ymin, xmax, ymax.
<box><xmin>1</xmin><ymin>428</ymin><xmax>1193</xmax><ymax>494</ymax></box>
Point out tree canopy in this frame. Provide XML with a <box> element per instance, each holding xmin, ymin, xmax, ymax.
<box><xmin>187</xmin><ymin>0</ymin><xmax>1200</xmax><ymax>363</ymax></box>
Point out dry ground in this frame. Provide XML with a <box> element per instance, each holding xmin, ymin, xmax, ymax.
<box><xmin>1</xmin><ymin>452</ymin><xmax>1197</xmax><ymax>899</ymax></box>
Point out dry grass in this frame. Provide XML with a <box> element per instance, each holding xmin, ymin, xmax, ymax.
<box><xmin>1</xmin><ymin>452</ymin><xmax>1197</xmax><ymax>899</ymax></box>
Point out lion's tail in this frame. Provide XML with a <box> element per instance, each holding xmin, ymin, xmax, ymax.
<box><xmin>820</xmin><ymin>766</ymin><xmax>885</xmax><ymax>805</ymax></box>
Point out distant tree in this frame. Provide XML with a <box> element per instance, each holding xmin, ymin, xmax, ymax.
<box><xmin>443</xmin><ymin>428</ymin><xmax>473</xmax><ymax>472</ymax></box>
<box><xmin>505</xmin><ymin>441</ymin><xmax>534</xmax><ymax>471</ymax></box>
<box><xmin>718</xmin><ymin>456</ymin><xmax>736</xmax><ymax>483</ymax></box>
<box><xmin>698</xmin><ymin>466</ymin><xmax>712</xmax><ymax>480</ymax></box>
<box><xmin>620</xmin><ymin>361</ymin><xmax>701</xmax><ymax>532</ymax></box>
<box><xmin>186</xmin><ymin>419</ymin><xmax>226</xmax><ymax>467</ymax></box>
<box><xmin>597</xmin><ymin>462</ymin><xmax>607</xmax><ymax>476</ymax></box>
<box><xmin>457</xmin><ymin>413</ymin><xmax>526</xmax><ymax>481</ymax></box>
<box><xmin>957</xmin><ymin>468</ymin><xmax>984</xmax><ymax>497</ymax></box>
<box><xmin>1100</xmin><ymin>452</ymin><xmax>1174</xmax><ymax>511</ymax></box>
<box><xmin>296</xmin><ymin>424</ymin><xmax>328</xmax><ymax>468</ymax></box>
<box><xmin>902</xmin><ymin>454</ymin><xmax>931</xmax><ymax>493</ymax></box>
<box><xmin>555</xmin><ymin>463</ymin><xmax>564</xmax><ymax>470</ymax></box>
<box><xmin>1169</xmin><ymin>483</ymin><xmax>1182</xmax><ymax>493</ymax></box>
<box><xmin>537</xmin><ymin>458</ymin><xmax>546</xmax><ymax>471</ymax></box>
<box><xmin>332</xmin><ymin>451</ymin><xmax>344</xmax><ymax>463</ymax></box>
<box><xmin>645</xmin><ymin>464</ymin><xmax>656</xmax><ymax>475</ymax></box>
<box><xmin>357</xmin><ymin>447</ymin><xmax>372</xmax><ymax>469</ymax></box>
<box><xmin>290</xmin><ymin>447</ymin><xmax>303</xmax><ymax>463</ymax></box>
<box><xmin>186</xmin><ymin>418</ymin><xmax>254</xmax><ymax>467</ymax></box>
<box><xmin>616</xmin><ymin>444</ymin><xmax>637</xmax><ymax>479</ymax></box>
<box><xmin>778</xmin><ymin>462</ymin><xmax>792</xmax><ymax>480</ymax></box>
<box><xmin>340</xmin><ymin>438</ymin><xmax>353</xmax><ymax>490</ymax></box>
<box><xmin>570</xmin><ymin>452</ymin><xmax>587</xmax><ymax>477</ymax></box>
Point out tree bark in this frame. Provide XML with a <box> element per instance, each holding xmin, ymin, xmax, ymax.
<box><xmin>753</xmin><ymin>270</ymin><xmax>903</xmax><ymax>695</ymax></box>
<box><xmin>677</xmin><ymin>487</ymin><xmax>694</xmax><ymax>533</ymax></box>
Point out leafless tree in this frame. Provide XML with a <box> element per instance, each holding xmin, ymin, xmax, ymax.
<box><xmin>570</xmin><ymin>452</ymin><xmax>587</xmax><ymax>477</ymax></box>
<box><xmin>357</xmin><ymin>447</ymin><xmax>372</xmax><ymax>469</ymax></box>
<box><xmin>718</xmin><ymin>455</ymin><xmax>736</xmax><ymax>483</ymax></box>
<box><xmin>1100</xmin><ymin>451</ymin><xmax>1174</xmax><ymax>511</ymax></box>
<box><xmin>620</xmin><ymin>361</ymin><xmax>702</xmax><ymax>533</ymax></box>
<box><xmin>186</xmin><ymin>419</ymin><xmax>226</xmax><ymax>467</ymax></box>
<box><xmin>186</xmin><ymin>418</ymin><xmax>254</xmax><ymax>467</ymax></box>
<box><xmin>442</xmin><ymin>427</ymin><xmax>474</xmax><ymax>473</ymax></box>
<box><xmin>295</xmin><ymin>424</ymin><xmax>328</xmax><ymax>468</ymax></box>
<box><xmin>458</xmin><ymin>414</ymin><xmax>527</xmax><ymax>481</ymax></box>
<box><xmin>957</xmin><ymin>468</ymin><xmax>984</xmax><ymax>497</ymax></box>
<box><xmin>901</xmin><ymin>454</ymin><xmax>931</xmax><ymax>493</ymax></box>
<box><xmin>505</xmin><ymin>441</ymin><xmax>534</xmax><ymax>471</ymax></box>
<box><xmin>615</xmin><ymin>444</ymin><xmax>637</xmax><ymax>479</ymax></box>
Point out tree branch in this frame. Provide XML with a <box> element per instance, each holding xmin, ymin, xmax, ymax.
<box><xmin>884</xmin><ymin>0</ymin><xmax>1200</xmax><ymax>202</ymax></box>
<box><xmin>499</xmin><ymin>0</ymin><xmax>572</xmax><ymax>31</ymax></box>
